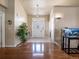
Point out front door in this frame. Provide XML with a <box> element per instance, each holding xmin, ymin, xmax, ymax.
<box><xmin>32</xmin><ymin>18</ymin><xmax>45</xmax><ymax>38</ymax></box>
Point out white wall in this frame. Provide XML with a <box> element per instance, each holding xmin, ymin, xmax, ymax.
<box><xmin>5</xmin><ymin>0</ymin><xmax>28</xmax><ymax>47</ymax></box>
<box><xmin>76</xmin><ymin>7</ymin><xmax>79</xmax><ymax>27</ymax></box>
<box><xmin>14</xmin><ymin>0</ymin><xmax>28</xmax><ymax>46</ymax></box>
<box><xmin>54</xmin><ymin>7</ymin><xmax>78</xmax><ymax>40</ymax></box>
<box><xmin>5</xmin><ymin>0</ymin><xmax>15</xmax><ymax>47</ymax></box>
<box><xmin>54</xmin><ymin>7</ymin><xmax>79</xmax><ymax>48</ymax></box>
<box><xmin>15</xmin><ymin>0</ymin><xmax>27</xmax><ymax>28</ymax></box>
<box><xmin>54</xmin><ymin>7</ymin><xmax>77</xmax><ymax>28</ymax></box>
<box><xmin>49</xmin><ymin>8</ymin><xmax>55</xmax><ymax>43</ymax></box>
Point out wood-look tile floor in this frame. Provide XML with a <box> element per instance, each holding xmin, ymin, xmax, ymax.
<box><xmin>0</xmin><ymin>42</ymin><xmax>79</xmax><ymax>59</ymax></box>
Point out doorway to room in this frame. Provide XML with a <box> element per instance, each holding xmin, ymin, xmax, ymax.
<box><xmin>0</xmin><ymin>6</ymin><xmax>5</xmax><ymax>48</ymax></box>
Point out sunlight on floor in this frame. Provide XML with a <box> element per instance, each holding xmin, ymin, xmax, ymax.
<box><xmin>32</xmin><ymin>43</ymin><xmax>44</xmax><ymax>56</ymax></box>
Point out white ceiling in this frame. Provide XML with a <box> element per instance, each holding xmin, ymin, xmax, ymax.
<box><xmin>20</xmin><ymin>0</ymin><xmax>79</xmax><ymax>16</ymax></box>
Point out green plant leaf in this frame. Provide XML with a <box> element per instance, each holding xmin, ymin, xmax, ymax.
<box><xmin>16</xmin><ymin>23</ymin><xmax>28</xmax><ymax>42</ymax></box>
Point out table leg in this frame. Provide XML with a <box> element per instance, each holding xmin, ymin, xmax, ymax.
<box><xmin>62</xmin><ymin>36</ymin><xmax>64</xmax><ymax>50</ymax></box>
<box><xmin>68</xmin><ymin>38</ymin><xmax>70</xmax><ymax>54</ymax></box>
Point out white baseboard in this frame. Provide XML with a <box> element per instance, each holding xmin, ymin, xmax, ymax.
<box><xmin>14</xmin><ymin>42</ymin><xmax>21</xmax><ymax>47</ymax></box>
<box><xmin>54</xmin><ymin>41</ymin><xmax>61</xmax><ymax>48</ymax></box>
<box><xmin>5</xmin><ymin>45</ymin><xmax>16</xmax><ymax>47</ymax></box>
<box><xmin>5</xmin><ymin>42</ymin><xmax>21</xmax><ymax>47</ymax></box>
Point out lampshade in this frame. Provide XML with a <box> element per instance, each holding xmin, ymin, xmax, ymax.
<box><xmin>55</xmin><ymin>13</ymin><xmax>63</xmax><ymax>19</ymax></box>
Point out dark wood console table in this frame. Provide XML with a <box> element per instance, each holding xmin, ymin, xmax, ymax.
<box><xmin>62</xmin><ymin>36</ymin><xmax>79</xmax><ymax>54</ymax></box>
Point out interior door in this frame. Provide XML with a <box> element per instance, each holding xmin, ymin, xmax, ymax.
<box><xmin>0</xmin><ymin>10</ymin><xmax>5</xmax><ymax>48</ymax></box>
<box><xmin>32</xmin><ymin>18</ymin><xmax>45</xmax><ymax>38</ymax></box>
<box><xmin>0</xmin><ymin>15</ymin><xmax>2</xmax><ymax>47</ymax></box>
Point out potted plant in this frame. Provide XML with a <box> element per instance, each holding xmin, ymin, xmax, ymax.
<box><xmin>16</xmin><ymin>23</ymin><xmax>28</xmax><ymax>42</ymax></box>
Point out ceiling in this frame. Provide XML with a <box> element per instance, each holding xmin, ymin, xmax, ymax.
<box><xmin>20</xmin><ymin>0</ymin><xmax>79</xmax><ymax>16</ymax></box>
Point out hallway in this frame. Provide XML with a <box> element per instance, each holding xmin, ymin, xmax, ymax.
<box><xmin>0</xmin><ymin>0</ymin><xmax>79</xmax><ymax>59</ymax></box>
<box><xmin>0</xmin><ymin>38</ymin><xmax>79</xmax><ymax>59</ymax></box>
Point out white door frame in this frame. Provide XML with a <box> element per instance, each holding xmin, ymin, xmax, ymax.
<box><xmin>0</xmin><ymin>11</ymin><xmax>5</xmax><ymax>47</ymax></box>
<box><xmin>32</xmin><ymin>17</ymin><xmax>45</xmax><ymax>38</ymax></box>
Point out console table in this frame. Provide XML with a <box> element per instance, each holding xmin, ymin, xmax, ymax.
<box><xmin>62</xmin><ymin>36</ymin><xmax>79</xmax><ymax>54</ymax></box>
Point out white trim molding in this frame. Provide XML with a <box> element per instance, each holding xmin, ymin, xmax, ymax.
<box><xmin>5</xmin><ymin>45</ymin><xmax>16</xmax><ymax>47</ymax></box>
